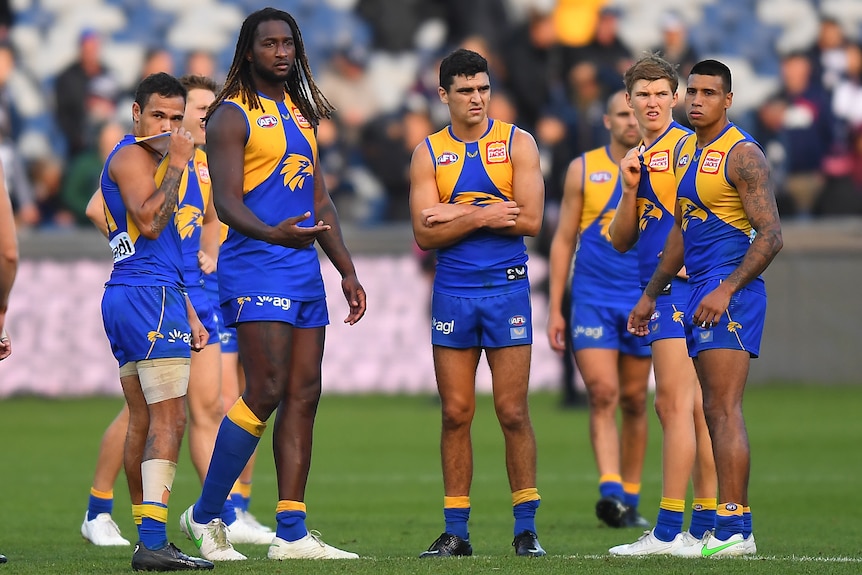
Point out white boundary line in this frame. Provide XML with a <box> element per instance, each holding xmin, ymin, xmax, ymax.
<box><xmin>579</xmin><ymin>554</ymin><xmax>862</xmax><ymax>562</ymax></box>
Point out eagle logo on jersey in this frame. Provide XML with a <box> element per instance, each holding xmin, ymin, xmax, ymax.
<box><xmin>672</xmin><ymin>310</ymin><xmax>685</xmax><ymax>324</ymax></box>
<box><xmin>147</xmin><ymin>330</ymin><xmax>164</xmax><ymax>343</ymax></box>
<box><xmin>680</xmin><ymin>199</ymin><xmax>708</xmax><ymax>231</ymax></box>
<box><xmin>599</xmin><ymin>209</ymin><xmax>615</xmax><ymax>241</ymax></box>
<box><xmin>175</xmin><ymin>205</ymin><xmax>203</xmax><ymax>239</ymax></box>
<box><xmin>637</xmin><ymin>198</ymin><xmax>662</xmax><ymax>231</ymax></box>
<box><xmin>280</xmin><ymin>154</ymin><xmax>313</xmax><ymax>191</ymax></box>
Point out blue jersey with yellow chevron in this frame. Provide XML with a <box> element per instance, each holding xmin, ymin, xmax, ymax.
<box><xmin>571</xmin><ymin>146</ymin><xmax>641</xmax><ymax>309</ymax></box>
<box><xmin>217</xmin><ymin>92</ymin><xmax>324</xmax><ymax>304</ymax></box>
<box><xmin>101</xmin><ymin>133</ymin><xmax>185</xmax><ymax>289</ymax></box>
<box><xmin>425</xmin><ymin>119</ymin><xmax>528</xmax><ymax>296</ymax></box>
<box><xmin>176</xmin><ymin>148</ymin><xmax>211</xmax><ymax>288</ymax></box>
<box><xmin>675</xmin><ymin>122</ymin><xmax>764</xmax><ymax>290</ymax></box>
<box><xmin>636</xmin><ymin>121</ymin><xmax>692</xmax><ymax>289</ymax></box>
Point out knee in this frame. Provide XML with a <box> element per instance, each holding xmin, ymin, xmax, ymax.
<box><xmin>619</xmin><ymin>389</ymin><xmax>647</xmax><ymax>418</ymax></box>
<box><xmin>495</xmin><ymin>401</ymin><xmax>530</xmax><ymax>432</ymax></box>
<box><xmin>441</xmin><ymin>399</ymin><xmax>474</xmax><ymax>431</ymax></box>
<box><xmin>586</xmin><ymin>384</ymin><xmax>618</xmax><ymax>412</ymax></box>
<box><xmin>244</xmin><ymin>378</ymin><xmax>286</xmax><ymax>415</ymax></box>
<box><xmin>653</xmin><ymin>391</ymin><xmax>687</xmax><ymax>424</ymax></box>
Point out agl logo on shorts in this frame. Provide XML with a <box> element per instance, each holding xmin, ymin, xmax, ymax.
<box><xmin>432</xmin><ymin>317</ymin><xmax>455</xmax><ymax>335</ymax></box>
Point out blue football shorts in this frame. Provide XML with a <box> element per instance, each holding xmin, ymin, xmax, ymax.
<box><xmin>202</xmin><ymin>273</ymin><xmax>237</xmax><ymax>353</ymax></box>
<box><xmin>221</xmin><ymin>294</ymin><xmax>329</xmax><ymax>329</ymax></box>
<box><xmin>644</xmin><ymin>300</ymin><xmax>688</xmax><ymax>345</ymax></box>
<box><xmin>186</xmin><ymin>281</ymin><xmax>219</xmax><ymax>344</ymax></box>
<box><xmin>431</xmin><ymin>288</ymin><xmax>532</xmax><ymax>348</ymax></box>
<box><xmin>570</xmin><ymin>302</ymin><xmax>651</xmax><ymax>357</ymax></box>
<box><xmin>684</xmin><ymin>279</ymin><xmax>767</xmax><ymax>358</ymax></box>
<box><xmin>101</xmin><ymin>284</ymin><xmax>192</xmax><ymax>366</ymax></box>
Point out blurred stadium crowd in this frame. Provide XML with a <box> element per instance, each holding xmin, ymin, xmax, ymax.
<box><xmin>1</xmin><ymin>0</ymin><xmax>862</xmax><ymax>236</ymax></box>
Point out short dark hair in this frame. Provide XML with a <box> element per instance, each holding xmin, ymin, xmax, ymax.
<box><xmin>439</xmin><ymin>48</ymin><xmax>488</xmax><ymax>92</ymax></box>
<box><xmin>135</xmin><ymin>72</ymin><xmax>187</xmax><ymax>111</ymax></box>
<box><xmin>179</xmin><ymin>74</ymin><xmax>217</xmax><ymax>94</ymax></box>
<box><xmin>690</xmin><ymin>59</ymin><xmax>732</xmax><ymax>93</ymax></box>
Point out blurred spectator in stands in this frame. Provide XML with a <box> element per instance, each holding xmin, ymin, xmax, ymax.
<box><xmin>318</xmin><ymin>43</ymin><xmax>380</xmax><ymax>148</ymax></box>
<box><xmin>357</xmin><ymin>0</ymin><xmax>436</xmax><ymax>52</ymax></box>
<box><xmin>563</xmin><ymin>6</ymin><xmax>632</xmax><ymax>99</ymax></box>
<box><xmin>653</xmin><ymin>12</ymin><xmax>698</xmax><ymax>79</ymax></box>
<box><xmin>499</xmin><ymin>7</ymin><xmax>563</xmax><ymax>135</ymax></box>
<box><xmin>557</xmin><ymin>61</ymin><xmax>609</xmax><ymax>160</ymax></box>
<box><xmin>807</xmin><ymin>16</ymin><xmax>849</xmax><ymax>91</ymax></box>
<box><xmin>0</xmin><ymin>0</ymin><xmax>12</xmax><ymax>41</ymax></box>
<box><xmin>28</xmin><ymin>154</ymin><xmax>72</xmax><ymax>228</ymax></box>
<box><xmin>53</xmin><ymin>29</ymin><xmax>118</xmax><ymax>160</ymax></box>
<box><xmin>0</xmin><ymin>40</ymin><xmax>38</xmax><ymax>228</ymax></box>
<box><xmin>434</xmin><ymin>0</ymin><xmax>509</xmax><ymax>51</ymax></box>
<box><xmin>552</xmin><ymin>0</ymin><xmax>605</xmax><ymax>49</ymax></box>
<box><xmin>831</xmin><ymin>42</ymin><xmax>862</xmax><ymax>136</ymax></box>
<box><xmin>60</xmin><ymin>120</ymin><xmax>124</xmax><ymax>226</ymax></box>
<box><xmin>184</xmin><ymin>50</ymin><xmax>219</xmax><ymax>84</ymax></box>
<box><xmin>778</xmin><ymin>51</ymin><xmax>833</xmax><ymax>218</ymax></box>
<box><xmin>752</xmin><ymin>94</ymin><xmax>789</xmax><ymax>212</ymax></box>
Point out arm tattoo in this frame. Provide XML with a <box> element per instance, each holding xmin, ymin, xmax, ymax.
<box><xmin>151</xmin><ymin>165</ymin><xmax>184</xmax><ymax>236</ymax></box>
<box><xmin>724</xmin><ymin>144</ymin><xmax>783</xmax><ymax>290</ymax></box>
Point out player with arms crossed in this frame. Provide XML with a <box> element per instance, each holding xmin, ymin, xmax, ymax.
<box><xmin>180</xmin><ymin>7</ymin><xmax>366</xmax><ymax>562</ymax></box>
<box><xmin>547</xmin><ymin>90</ymin><xmax>652</xmax><ymax>530</ymax></box>
<box><xmin>608</xmin><ymin>54</ymin><xmax>718</xmax><ymax>555</ymax></box>
<box><xmin>410</xmin><ymin>48</ymin><xmax>546</xmax><ymax>558</ymax></box>
<box><xmin>628</xmin><ymin>59</ymin><xmax>782</xmax><ymax>557</ymax></box>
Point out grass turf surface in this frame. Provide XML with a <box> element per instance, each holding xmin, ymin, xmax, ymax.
<box><xmin>0</xmin><ymin>384</ymin><xmax>860</xmax><ymax>574</ymax></box>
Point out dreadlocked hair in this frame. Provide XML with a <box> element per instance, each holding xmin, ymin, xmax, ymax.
<box><xmin>207</xmin><ymin>7</ymin><xmax>334</xmax><ymax>125</ymax></box>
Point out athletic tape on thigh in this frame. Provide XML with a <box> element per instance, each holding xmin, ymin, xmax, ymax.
<box><xmin>119</xmin><ymin>361</ymin><xmax>138</xmax><ymax>378</ymax></box>
<box><xmin>137</xmin><ymin>358</ymin><xmax>190</xmax><ymax>404</ymax></box>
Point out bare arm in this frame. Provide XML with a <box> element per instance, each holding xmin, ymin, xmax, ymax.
<box><xmin>110</xmin><ymin>128</ymin><xmax>194</xmax><ymax>240</ymax></box>
<box><xmin>609</xmin><ymin>146</ymin><xmax>641</xmax><ymax>252</ymax></box>
<box><xmin>498</xmin><ymin>127</ymin><xmax>544</xmax><ymax>237</ymax></box>
<box><xmin>208</xmin><ymin>104</ymin><xmax>329</xmax><ymax>248</ymax></box>
<box><xmin>546</xmin><ymin>156</ymin><xmax>584</xmax><ymax>352</ymax></box>
<box><xmin>85</xmin><ymin>188</ymin><xmax>109</xmax><ymax>238</ymax></box>
<box><xmin>0</xmin><ymin>161</ymin><xmax>17</xmax><ymax>358</ymax></box>
<box><xmin>313</xmin><ymin>161</ymin><xmax>366</xmax><ymax>325</ymax></box>
<box><xmin>409</xmin><ymin>143</ymin><xmax>519</xmax><ymax>250</ymax></box>
<box><xmin>689</xmin><ymin>142</ymin><xmax>783</xmax><ymax>326</ymax></box>
<box><xmin>198</xmin><ymin>192</ymin><xmax>219</xmax><ymax>274</ymax></box>
<box><xmin>723</xmin><ymin>142</ymin><xmax>783</xmax><ymax>291</ymax></box>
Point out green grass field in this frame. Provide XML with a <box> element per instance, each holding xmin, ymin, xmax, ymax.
<box><xmin>1</xmin><ymin>384</ymin><xmax>860</xmax><ymax>574</ymax></box>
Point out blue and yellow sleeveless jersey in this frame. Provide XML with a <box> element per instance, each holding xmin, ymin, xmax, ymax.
<box><xmin>217</xmin><ymin>93</ymin><xmax>324</xmax><ymax>303</ymax></box>
<box><xmin>175</xmin><ymin>148</ymin><xmax>211</xmax><ymax>288</ymax></box>
<box><xmin>675</xmin><ymin>123</ymin><xmax>763</xmax><ymax>290</ymax></box>
<box><xmin>424</xmin><ymin>119</ymin><xmax>528</xmax><ymax>296</ymax></box>
<box><xmin>101</xmin><ymin>133</ymin><xmax>184</xmax><ymax>288</ymax></box>
<box><xmin>571</xmin><ymin>146</ymin><xmax>641</xmax><ymax>309</ymax></box>
<box><xmin>636</xmin><ymin>121</ymin><xmax>693</xmax><ymax>289</ymax></box>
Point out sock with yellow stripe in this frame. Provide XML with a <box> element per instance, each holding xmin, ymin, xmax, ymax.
<box><xmin>715</xmin><ymin>502</ymin><xmax>744</xmax><ymax>540</ymax></box>
<box><xmin>623</xmin><ymin>482</ymin><xmax>641</xmax><ymax>510</ymax></box>
<box><xmin>443</xmin><ymin>496</ymin><xmax>470</xmax><ymax>540</ymax></box>
<box><xmin>689</xmin><ymin>498</ymin><xmax>717</xmax><ymax>539</ymax></box>
<box><xmin>139</xmin><ymin>459</ymin><xmax>176</xmax><ymax>550</ymax></box>
<box><xmin>194</xmin><ymin>399</ymin><xmax>266</xmax><ymax>524</ymax></box>
<box><xmin>87</xmin><ymin>488</ymin><xmax>113</xmax><ymax>521</ymax></box>
<box><xmin>275</xmin><ymin>501</ymin><xmax>307</xmax><ymax>542</ymax></box>
<box><xmin>229</xmin><ymin>481</ymin><xmax>252</xmax><ymax>513</ymax></box>
<box><xmin>742</xmin><ymin>506</ymin><xmax>752</xmax><ymax>538</ymax></box>
<box><xmin>598</xmin><ymin>474</ymin><xmax>624</xmax><ymax>501</ymax></box>
<box><xmin>512</xmin><ymin>488</ymin><xmax>540</xmax><ymax>536</ymax></box>
<box><xmin>653</xmin><ymin>497</ymin><xmax>685</xmax><ymax>542</ymax></box>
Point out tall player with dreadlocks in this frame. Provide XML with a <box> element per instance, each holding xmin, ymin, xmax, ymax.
<box><xmin>180</xmin><ymin>7</ymin><xmax>366</xmax><ymax>561</ymax></box>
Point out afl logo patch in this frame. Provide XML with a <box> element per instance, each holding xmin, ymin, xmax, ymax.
<box><xmin>291</xmin><ymin>106</ymin><xmax>311</xmax><ymax>128</ymax></box>
<box><xmin>589</xmin><ymin>171</ymin><xmax>613</xmax><ymax>183</ymax></box>
<box><xmin>486</xmin><ymin>141</ymin><xmax>508</xmax><ymax>164</ymax></box>
<box><xmin>437</xmin><ymin>152</ymin><xmax>459</xmax><ymax>165</ymax></box>
<box><xmin>678</xmin><ymin>154</ymin><xmax>690</xmax><ymax>167</ymax></box>
<box><xmin>196</xmin><ymin>161</ymin><xmax>210</xmax><ymax>184</ymax></box>
<box><xmin>700</xmin><ymin>150</ymin><xmax>725</xmax><ymax>174</ymax></box>
<box><xmin>648</xmin><ymin>150</ymin><xmax>669</xmax><ymax>171</ymax></box>
<box><xmin>509</xmin><ymin>315</ymin><xmax>526</xmax><ymax>327</ymax></box>
<box><xmin>257</xmin><ymin>114</ymin><xmax>279</xmax><ymax>128</ymax></box>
